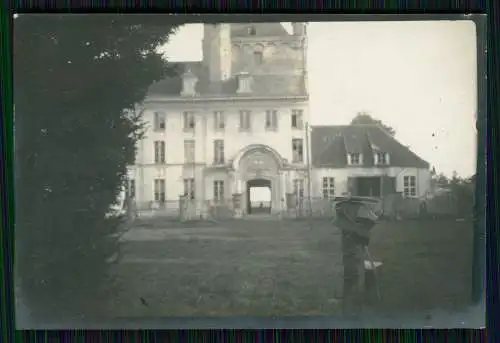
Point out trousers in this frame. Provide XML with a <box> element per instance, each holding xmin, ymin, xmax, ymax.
<box><xmin>341</xmin><ymin>231</ymin><xmax>366</xmax><ymax>317</ymax></box>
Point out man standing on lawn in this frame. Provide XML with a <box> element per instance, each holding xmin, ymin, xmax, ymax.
<box><xmin>334</xmin><ymin>196</ymin><xmax>381</xmax><ymax>318</ymax></box>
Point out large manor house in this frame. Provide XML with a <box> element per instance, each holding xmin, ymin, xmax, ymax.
<box><xmin>126</xmin><ymin>23</ymin><xmax>431</xmax><ymax>216</ymax></box>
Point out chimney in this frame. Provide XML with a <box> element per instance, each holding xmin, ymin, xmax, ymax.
<box><xmin>181</xmin><ymin>69</ymin><xmax>198</xmax><ymax>96</ymax></box>
<box><xmin>236</xmin><ymin>72</ymin><xmax>252</xmax><ymax>94</ymax></box>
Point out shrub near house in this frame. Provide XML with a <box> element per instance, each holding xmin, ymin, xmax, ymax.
<box><xmin>422</xmin><ymin>173</ymin><xmax>474</xmax><ymax>218</ymax></box>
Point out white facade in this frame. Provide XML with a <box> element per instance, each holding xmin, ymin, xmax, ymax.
<box><xmin>130</xmin><ymin>97</ymin><xmax>310</xmax><ymax>213</ymax></box>
<box><xmin>127</xmin><ymin>23</ymin><xmax>311</xmax><ymax>214</ymax></box>
<box><xmin>312</xmin><ymin>167</ymin><xmax>431</xmax><ymax>199</ymax></box>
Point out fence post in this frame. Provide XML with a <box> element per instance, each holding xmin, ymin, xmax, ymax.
<box><xmin>179</xmin><ymin>195</ymin><xmax>187</xmax><ymax>222</ymax></box>
<box><xmin>232</xmin><ymin>193</ymin><xmax>243</xmax><ymax>218</ymax></box>
<box><xmin>285</xmin><ymin>193</ymin><xmax>296</xmax><ymax>218</ymax></box>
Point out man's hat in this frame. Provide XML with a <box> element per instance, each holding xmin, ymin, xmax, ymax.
<box><xmin>334</xmin><ymin>195</ymin><xmax>381</xmax><ymax>221</ymax></box>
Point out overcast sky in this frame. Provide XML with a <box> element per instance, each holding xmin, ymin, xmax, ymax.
<box><xmin>161</xmin><ymin>21</ymin><xmax>477</xmax><ymax>178</ymax></box>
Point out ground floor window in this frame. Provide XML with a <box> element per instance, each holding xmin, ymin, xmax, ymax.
<box><xmin>213</xmin><ymin>180</ymin><xmax>224</xmax><ymax>202</ymax></box>
<box><xmin>322</xmin><ymin>177</ymin><xmax>335</xmax><ymax>199</ymax></box>
<box><xmin>183</xmin><ymin>178</ymin><xmax>195</xmax><ymax>200</ymax></box>
<box><xmin>403</xmin><ymin>175</ymin><xmax>417</xmax><ymax>197</ymax></box>
<box><xmin>154</xmin><ymin>179</ymin><xmax>165</xmax><ymax>202</ymax></box>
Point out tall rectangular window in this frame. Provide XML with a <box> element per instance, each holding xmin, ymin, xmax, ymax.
<box><xmin>154</xmin><ymin>141</ymin><xmax>165</xmax><ymax>164</ymax></box>
<box><xmin>153</xmin><ymin>111</ymin><xmax>166</xmax><ymax>131</ymax></box>
<box><xmin>183</xmin><ymin>178</ymin><xmax>195</xmax><ymax>200</ymax></box>
<box><xmin>322</xmin><ymin>177</ymin><xmax>335</xmax><ymax>199</ymax></box>
<box><xmin>292</xmin><ymin>138</ymin><xmax>304</xmax><ymax>163</ymax></box>
<box><xmin>154</xmin><ymin>179</ymin><xmax>166</xmax><ymax>202</ymax></box>
<box><xmin>213</xmin><ymin>181</ymin><xmax>224</xmax><ymax>202</ymax></box>
<box><xmin>239</xmin><ymin>110</ymin><xmax>251</xmax><ymax>131</ymax></box>
<box><xmin>183</xmin><ymin>111</ymin><xmax>195</xmax><ymax>131</ymax></box>
<box><xmin>213</xmin><ymin>140</ymin><xmax>225</xmax><ymax>164</ymax></box>
<box><xmin>265</xmin><ymin>110</ymin><xmax>278</xmax><ymax>130</ymax></box>
<box><xmin>213</xmin><ymin>111</ymin><xmax>225</xmax><ymax>131</ymax></box>
<box><xmin>403</xmin><ymin>176</ymin><xmax>417</xmax><ymax>197</ymax></box>
<box><xmin>184</xmin><ymin>139</ymin><xmax>195</xmax><ymax>163</ymax></box>
<box><xmin>291</xmin><ymin>109</ymin><xmax>303</xmax><ymax>129</ymax></box>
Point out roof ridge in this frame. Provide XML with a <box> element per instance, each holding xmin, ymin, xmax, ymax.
<box><xmin>369</xmin><ymin>125</ymin><xmax>430</xmax><ymax>167</ymax></box>
<box><xmin>341</xmin><ymin>134</ymin><xmax>349</xmax><ymax>157</ymax></box>
<box><xmin>365</xmin><ymin>130</ymin><xmax>376</xmax><ymax>151</ymax></box>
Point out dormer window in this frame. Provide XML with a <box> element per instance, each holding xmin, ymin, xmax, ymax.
<box><xmin>181</xmin><ymin>70</ymin><xmax>197</xmax><ymax>96</ymax></box>
<box><xmin>374</xmin><ymin>152</ymin><xmax>390</xmax><ymax>165</ymax></box>
<box><xmin>348</xmin><ymin>153</ymin><xmax>362</xmax><ymax>165</ymax></box>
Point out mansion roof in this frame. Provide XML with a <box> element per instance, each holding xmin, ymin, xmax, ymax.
<box><xmin>147</xmin><ymin>61</ymin><xmax>307</xmax><ymax>98</ymax></box>
<box><xmin>311</xmin><ymin>125</ymin><xmax>429</xmax><ymax>169</ymax></box>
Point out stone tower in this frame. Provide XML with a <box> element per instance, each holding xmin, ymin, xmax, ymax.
<box><xmin>202</xmin><ymin>23</ymin><xmax>308</xmax><ymax>95</ymax></box>
<box><xmin>292</xmin><ymin>22</ymin><xmax>308</xmax><ymax>94</ymax></box>
<box><xmin>292</xmin><ymin>22</ymin><xmax>307</xmax><ymax>36</ymax></box>
<box><xmin>202</xmin><ymin>24</ymin><xmax>232</xmax><ymax>82</ymax></box>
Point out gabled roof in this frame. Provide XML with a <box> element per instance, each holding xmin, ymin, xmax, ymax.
<box><xmin>311</xmin><ymin>125</ymin><xmax>429</xmax><ymax>169</ymax></box>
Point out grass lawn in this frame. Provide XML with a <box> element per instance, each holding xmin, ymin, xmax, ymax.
<box><xmin>369</xmin><ymin>218</ymin><xmax>473</xmax><ymax>316</ymax></box>
<box><xmin>105</xmin><ymin>217</ymin><xmax>473</xmax><ymax>318</ymax></box>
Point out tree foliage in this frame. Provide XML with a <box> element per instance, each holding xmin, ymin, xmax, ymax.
<box><xmin>14</xmin><ymin>15</ymin><xmax>179</xmax><ymax>320</ymax></box>
<box><xmin>433</xmin><ymin>172</ymin><xmax>475</xmax><ymax>216</ymax></box>
<box><xmin>350</xmin><ymin>111</ymin><xmax>396</xmax><ymax>136</ymax></box>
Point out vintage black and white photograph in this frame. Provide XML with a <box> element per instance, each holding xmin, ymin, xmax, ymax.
<box><xmin>14</xmin><ymin>16</ymin><xmax>482</xmax><ymax>327</ymax></box>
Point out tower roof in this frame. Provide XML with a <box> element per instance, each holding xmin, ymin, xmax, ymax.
<box><xmin>230</xmin><ymin>23</ymin><xmax>290</xmax><ymax>37</ymax></box>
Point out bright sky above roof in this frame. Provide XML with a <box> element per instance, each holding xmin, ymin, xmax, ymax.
<box><xmin>160</xmin><ymin>20</ymin><xmax>477</xmax><ymax>178</ymax></box>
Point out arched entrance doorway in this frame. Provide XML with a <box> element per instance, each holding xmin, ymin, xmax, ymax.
<box><xmin>232</xmin><ymin>144</ymin><xmax>285</xmax><ymax>215</ymax></box>
<box><xmin>247</xmin><ymin>178</ymin><xmax>271</xmax><ymax>214</ymax></box>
